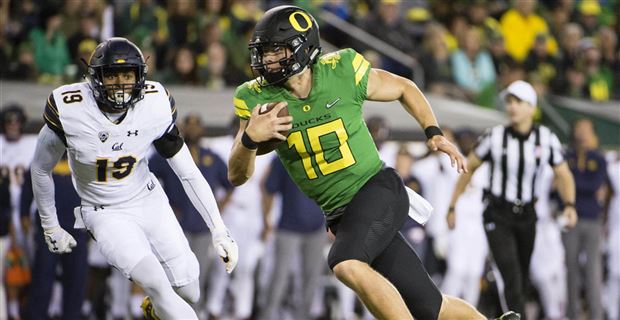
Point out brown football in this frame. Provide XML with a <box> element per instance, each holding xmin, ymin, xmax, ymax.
<box><xmin>256</xmin><ymin>102</ymin><xmax>290</xmax><ymax>155</ymax></box>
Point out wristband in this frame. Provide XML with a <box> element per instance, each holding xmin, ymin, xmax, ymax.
<box><xmin>241</xmin><ymin>131</ymin><xmax>258</xmax><ymax>150</ymax></box>
<box><xmin>424</xmin><ymin>126</ymin><xmax>443</xmax><ymax>139</ymax></box>
<box><xmin>564</xmin><ymin>202</ymin><xmax>575</xmax><ymax>208</ymax></box>
<box><xmin>448</xmin><ymin>206</ymin><xmax>455</xmax><ymax>212</ymax></box>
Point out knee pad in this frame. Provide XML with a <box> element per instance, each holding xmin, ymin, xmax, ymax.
<box><xmin>174</xmin><ymin>280</ymin><xmax>200</xmax><ymax>304</ymax></box>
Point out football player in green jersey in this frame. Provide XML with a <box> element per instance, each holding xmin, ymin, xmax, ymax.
<box><xmin>228</xmin><ymin>5</ymin><xmax>520</xmax><ymax>320</ymax></box>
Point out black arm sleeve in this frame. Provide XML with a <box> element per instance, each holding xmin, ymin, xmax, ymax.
<box><xmin>153</xmin><ymin>125</ymin><xmax>184</xmax><ymax>158</ymax></box>
<box><xmin>44</xmin><ymin>93</ymin><xmax>67</xmax><ymax>146</ymax></box>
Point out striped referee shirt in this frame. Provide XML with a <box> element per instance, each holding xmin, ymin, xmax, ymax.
<box><xmin>474</xmin><ymin>125</ymin><xmax>564</xmax><ymax>203</ymax></box>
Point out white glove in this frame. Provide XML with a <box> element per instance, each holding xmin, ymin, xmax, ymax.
<box><xmin>43</xmin><ymin>226</ymin><xmax>77</xmax><ymax>254</ymax></box>
<box><xmin>211</xmin><ymin>228</ymin><xmax>238</xmax><ymax>274</ymax></box>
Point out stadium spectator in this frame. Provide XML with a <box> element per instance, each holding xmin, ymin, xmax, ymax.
<box><xmin>4</xmin><ymin>42</ymin><xmax>37</xmax><ymax>81</ymax></box>
<box><xmin>466</xmin><ymin>0</ymin><xmax>501</xmax><ymax>44</ymax></box>
<box><xmin>597</xmin><ymin>26</ymin><xmax>620</xmax><ymax>99</ymax></box>
<box><xmin>161</xmin><ymin>46</ymin><xmax>201</xmax><ymax>85</ymax></box>
<box><xmin>547</xmin><ymin>3</ymin><xmax>571</xmax><ymax>43</ymax></box>
<box><xmin>29</xmin><ymin>8</ymin><xmax>70</xmax><ymax>84</ymax></box>
<box><xmin>66</xmin><ymin>14</ymin><xmax>100</xmax><ymax>62</ymax></box>
<box><xmin>167</xmin><ymin>0</ymin><xmax>199</xmax><ymax>47</ymax></box>
<box><xmin>359</xmin><ymin>0</ymin><xmax>418</xmax><ymax>77</ymax></box>
<box><xmin>579</xmin><ymin>38</ymin><xmax>614</xmax><ymax>101</ymax></box>
<box><xmin>451</xmin><ymin>27</ymin><xmax>497</xmax><ymax>105</ymax></box>
<box><xmin>524</xmin><ymin>33</ymin><xmax>558</xmax><ymax>94</ymax></box>
<box><xmin>577</xmin><ymin>0</ymin><xmax>602</xmax><ymax>37</ymax></box>
<box><xmin>115</xmin><ymin>0</ymin><xmax>169</xmax><ymax>71</ymax></box>
<box><xmin>500</xmin><ymin>0</ymin><xmax>558</xmax><ymax>62</ymax></box>
<box><xmin>420</xmin><ymin>23</ymin><xmax>466</xmax><ymax>100</ymax></box>
<box><xmin>198</xmin><ymin>42</ymin><xmax>229</xmax><ymax>89</ymax></box>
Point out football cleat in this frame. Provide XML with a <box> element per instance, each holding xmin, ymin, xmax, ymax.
<box><xmin>140</xmin><ymin>296</ymin><xmax>160</xmax><ymax>320</ymax></box>
<box><xmin>495</xmin><ymin>311</ymin><xmax>521</xmax><ymax>320</ymax></box>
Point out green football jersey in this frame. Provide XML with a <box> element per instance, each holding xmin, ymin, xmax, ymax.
<box><xmin>233</xmin><ymin>48</ymin><xmax>383</xmax><ymax>213</ymax></box>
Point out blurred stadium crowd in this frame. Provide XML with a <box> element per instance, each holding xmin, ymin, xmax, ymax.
<box><xmin>1</xmin><ymin>0</ymin><xmax>619</xmax><ymax>102</ymax></box>
<box><xmin>1</xmin><ymin>0</ymin><xmax>620</xmax><ymax>320</ymax></box>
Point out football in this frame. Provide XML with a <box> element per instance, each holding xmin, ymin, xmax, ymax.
<box><xmin>256</xmin><ymin>102</ymin><xmax>290</xmax><ymax>155</ymax></box>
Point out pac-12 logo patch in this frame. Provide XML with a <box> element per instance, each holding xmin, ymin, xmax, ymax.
<box><xmin>98</xmin><ymin>131</ymin><xmax>109</xmax><ymax>143</ymax></box>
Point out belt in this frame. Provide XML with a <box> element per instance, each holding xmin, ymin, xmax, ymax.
<box><xmin>486</xmin><ymin>195</ymin><xmax>535</xmax><ymax>215</ymax></box>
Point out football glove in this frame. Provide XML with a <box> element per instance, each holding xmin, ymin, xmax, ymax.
<box><xmin>43</xmin><ymin>226</ymin><xmax>77</xmax><ymax>254</ymax></box>
<box><xmin>211</xmin><ymin>228</ymin><xmax>238</xmax><ymax>274</ymax></box>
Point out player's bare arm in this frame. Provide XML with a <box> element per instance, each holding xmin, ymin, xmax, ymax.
<box><xmin>447</xmin><ymin>152</ymin><xmax>484</xmax><ymax>229</ymax></box>
<box><xmin>366</xmin><ymin>68</ymin><xmax>467</xmax><ymax>173</ymax></box>
<box><xmin>553</xmin><ymin>161</ymin><xmax>578</xmax><ymax>228</ymax></box>
<box><xmin>228</xmin><ymin>119</ymin><xmax>257</xmax><ymax>186</ymax></box>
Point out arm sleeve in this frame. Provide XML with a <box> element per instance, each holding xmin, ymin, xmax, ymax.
<box><xmin>166</xmin><ymin>143</ymin><xmax>226</xmax><ymax>231</ymax></box>
<box><xmin>153</xmin><ymin>124</ymin><xmax>184</xmax><ymax>158</ymax></box>
<box><xmin>31</xmin><ymin>126</ymin><xmax>66</xmax><ymax>229</ymax></box>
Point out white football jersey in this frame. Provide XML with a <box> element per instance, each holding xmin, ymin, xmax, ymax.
<box><xmin>47</xmin><ymin>81</ymin><xmax>175</xmax><ymax>205</ymax></box>
<box><xmin>0</xmin><ymin>134</ymin><xmax>37</xmax><ymax>228</ymax></box>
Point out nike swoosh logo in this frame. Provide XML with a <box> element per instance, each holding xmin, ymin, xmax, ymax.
<box><xmin>326</xmin><ymin>97</ymin><xmax>341</xmax><ymax>109</ymax></box>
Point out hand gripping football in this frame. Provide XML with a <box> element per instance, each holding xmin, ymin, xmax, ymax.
<box><xmin>256</xmin><ymin>102</ymin><xmax>290</xmax><ymax>155</ymax></box>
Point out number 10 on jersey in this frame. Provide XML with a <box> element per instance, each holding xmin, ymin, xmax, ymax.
<box><xmin>287</xmin><ymin>118</ymin><xmax>356</xmax><ymax>179</ymax></box>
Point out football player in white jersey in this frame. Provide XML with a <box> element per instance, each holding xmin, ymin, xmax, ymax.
<box><xmin>0</xmin><ymin>104</ymin><xmax>37</xmax><ymax>320</ymax></box>
<box><xmin>30</xmin><ymin>37</ymin><xmax>238</xmax><ymax>320</ymax></box>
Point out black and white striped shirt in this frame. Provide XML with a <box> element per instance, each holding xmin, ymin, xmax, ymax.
<box><xmin>474</xmin><ymin>125</ymin><xmax>564</xmax><ymax>203</ymax></box>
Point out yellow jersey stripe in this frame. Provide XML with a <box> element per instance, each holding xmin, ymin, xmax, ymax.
<box><xmin>234</xmin><ymin>107</ymin><xmax>251</xmax><ymax>118</ymax></box>
<box><xmin>47</xmin><ymin>97</ymin><xmax>59</xmax><ymax>115</ymax></box>
<box><xmin>352</xmin><ymin>53</ymin><xmax>363</xmax><ymax>71</ymax></box>
<box><xmin>355</xmin><ymin>60</ymin><xmax>370</xmax><ymax>85</ymax></box>
<box><xmin>44</xmin><ymin>113</ymin><xmax>61</xmax><ymax>129</ymax></box>
<box><xmin>233</xmin><ymin>97</ymin><xmax>250</xmax><ymax>110</ymax></box>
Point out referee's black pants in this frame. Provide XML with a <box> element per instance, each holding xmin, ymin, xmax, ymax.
<box><xmin>483</xmin><ymin>201</ymin><xmax>537</xmax><ymax>316</ymax></box>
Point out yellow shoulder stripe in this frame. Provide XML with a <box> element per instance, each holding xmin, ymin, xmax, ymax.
<box><xmin>44</xmin><ymin>113</ymin><xmax>61</xmax><ymax>129</ymax></box>
<box><xmin>47</xmin><ymin>97</ymin><xmax>59</xmax><ymax>115</ymax></box>
<box><xmin>352</xmin><ymin>53</ymin><xmax>364</xmax><ymax>70</ymax></box>
<box><xmin>352</xmin><ymin>53</ymin><xmax>370</xmax><ymax>85</ymax></box>
<box><xmin>233</xmin><ymin>97</ymin><xmax>251</xmax><ymax>118</ymax></box>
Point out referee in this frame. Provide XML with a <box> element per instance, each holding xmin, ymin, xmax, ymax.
<box><xmin>447</xmin><ymin>80</ymin><xmax>577</xmax><ymax>317</ymax></box>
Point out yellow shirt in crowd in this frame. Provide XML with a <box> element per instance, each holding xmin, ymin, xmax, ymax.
<box><xmin>500</xmin><ymin>9</ymin><xmax>558</xmax><ymax>62</ymax></box>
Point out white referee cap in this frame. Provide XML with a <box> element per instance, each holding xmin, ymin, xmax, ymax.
<box><xmin>501</xmin><ymin>80</ymin><xmax>537</xmax><ymax>107</ymax></box>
